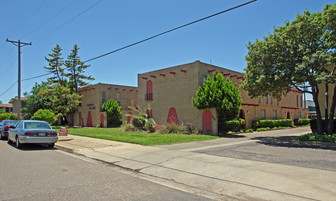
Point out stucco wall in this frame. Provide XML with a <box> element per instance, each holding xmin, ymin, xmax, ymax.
<box><xmin>137</xmin><ymin>61</ymin><xmax>308</xmax><ymax>132</ymax></box>
<box><xmin>75</xmin><ymin>83</ymin><xmax>137</xmax><ymax>127</ymax></box>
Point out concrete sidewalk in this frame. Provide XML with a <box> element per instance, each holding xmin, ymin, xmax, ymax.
<box><xmin>56</xmin><ymin>129</ymin><xmax>336</xmax><ymax>201</ymax></box>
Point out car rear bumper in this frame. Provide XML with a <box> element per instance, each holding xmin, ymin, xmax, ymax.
<box><xmin>18</xmin><ymin>136</ymin><xmax>58</xmax><ymax>144</ymax></box>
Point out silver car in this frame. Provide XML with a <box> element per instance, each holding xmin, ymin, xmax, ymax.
<box><xmin>8</xmin><ymin>120</ymin><xmax>58</xmax><ymax>149</ymax></box>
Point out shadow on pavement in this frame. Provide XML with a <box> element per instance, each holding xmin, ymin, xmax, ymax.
<box><xmin>7</xmin><ymin>142</ymin><xmax>56</xmax><ymax>151</ymax></box>
<box><xmin>252</xmin><ymin>136</ymin><xmax>336</xmax><ymax>151</ymax></box>
<box><xmin>219</xmin><ymin>134</ymin><xmax>246</xmax><ymax>138</ymax></box>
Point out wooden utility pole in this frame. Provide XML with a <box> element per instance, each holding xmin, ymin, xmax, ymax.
<box><xmin>6</xmin><ymin>39</ymin><xmax>32</xmax><ymax>120</ymax></box>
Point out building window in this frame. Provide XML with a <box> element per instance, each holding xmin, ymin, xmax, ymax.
<box><xmin>102</xmin><ymin>91</ymin><xmax>106</xmax><ymax>105</ymax></box>
<box><xmin>258</xmin><ymin>97</ymin><xmax>261</xmax><ymax>103</ymax></box>
<box><xmin>300</xmin><ymin>96</ymin><xmax>303</xmax><ymax>108</ymax></box>
<box><xmin>297</xmin><ymin>95</ymin><xmax>299</xmax><ymax>107</ymax></box>
<box><xmin>202</xmin><ymin>76</ymin><xmax>207</xmax><ymax>85</ymax></box>
<box><xmin>273</xmin><ymin>110</ymin><xmax>277</xmax><ymax>118</ymax></box>
<box><xmin>298</xmin><ymin>111</ymin><xmax>301</xmax><ymax>118</ymax></box>
<box><xmin>145</xmin><ymin>80</ymin><xmax>153</xmax><ymax>100</ymax></box>
<box><xmin>261</xmin><ymin>109</ymin><xmax>266</xmax><ymax>119</ymax></box>
<box><xmin>266</xmin><ymin>96</ymin><xmax>268</xmax><ymax>104</ymax></box>
<box><xmin>270</xmin><ymin>95</ymin><xmax>273</xmax><ymax>104</ymax></box>
<box><xmin>117</xmin><ymin>92</ymin><xmax>121</xmax><ymax>105</ymax></box>
<box><xmin>277</xmin><ymin>99</ymin><xmax>279</xmax><ymax>105</ymax></box>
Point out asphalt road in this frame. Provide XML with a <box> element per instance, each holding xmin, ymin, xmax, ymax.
<box><xmin>0</xmin><ymin>140</ymin><xmax>212</xmax><ymax>201</ymax></box>
<box><xmin>160</xmin><ymin>127</ymin><xmax>336</xmax><ymax>172</ymax></box>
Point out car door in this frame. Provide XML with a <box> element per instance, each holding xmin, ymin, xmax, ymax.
<box><xmin>9</xmin><ymin>121</ymin><xmax>21</xmax><ymax>141</ymax></box>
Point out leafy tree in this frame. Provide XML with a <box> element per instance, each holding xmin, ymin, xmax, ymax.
<box><xmin>31</xmin><ymin>109</ymin><xmax>57</xmax><ymax>124</ymax></box>
<box><xmin>44</xmin><ymin>44</ymin><xmax>66</xmax><ymax>86</ymax></box>
<box><xmin>241</xmin><ymin>4</ymin><xmax>336</xmax><ymax>134</ymax></box>
<box><xmin>102</xmin><ymin>99</ymin><xmax>122</xmax><ymax>127</ymax></box>
<box><xmin>38</xmin><ymin>84</ymin><xmax>81</xmax><ymax>120</ymax></box>
<box><xmin>192</xmin><ymin>72</ymin><xmax>242</xmax><ymax>132</ymax></box>
<box><xmin>21</xmin><ymin>82</ymin><xmax>52</xmax><ymax>119</ymax></box>
<box><xmin>64</xmin><ymin>44</ymin><xmax>94</xmax><ymax>93</ymax></box>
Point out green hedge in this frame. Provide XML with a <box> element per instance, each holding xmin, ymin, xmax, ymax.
<box><xmin>223</xmin><ymin>120</ymin><xmax>240</xmax><ymax>132</ymax></box>
<box><xmin>294</xmin><ymin>118</ymin><xmax>310</xmax><ymax>126</ymax></box>
<box><xmin>252</xmin><ymin>119</ymin><xmax>293</xmax><ymax>129</ymax></box>
<box><xmin>0</xmin><ymin>113</ymin><xmax>18</xmax><ymax>121</ymax></box>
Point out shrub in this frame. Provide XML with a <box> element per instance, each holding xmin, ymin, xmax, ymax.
<box><xmin>158</xmin><ymin>122</ymin><xmax>196</xmax><ymax>134</ymax></box>
<box><xmin>252</xmin><ymin>119</ymin><xmax>293</xmax><ymax>129</ymax></box>
<box><xmin>145</xmin><ymin>118</ymin><xmax>156</xmax><ymax>133</ymax></box>
<box><xmin>131</xmin><ymin>115</ymin><xmax>146</xmax><ymax>129</ymax></box>
<box><xmin>96</xmin><ymin>124</ymin><xmax>101</xmax><ymax>128</ymax></box>
<box><xmin>296</xmin><ymin>133</ymin><xmax>336</xmax><ymax>143</ymax></box>
<box><xmin>294</xmin><ymin>118</ymin><xmax>310</xmax><ymax>126</ymax></box>
<box><xmin>0</xmin><ymin>113</ymin><xmax>18</xmax><ymax>121</ymax></box>
<box><xmin>102</xmin><ymin>99</ymin><xmax>122</xmax><ymax>127</ymax></box>
<box><xmin>256</xmin><ymin>127</ymin><xmax>271</xmax><ymax>132</ymax></box>
<box><xmin>223</xmin><ymin>120</ymin><xmax>240</xmax><ymax>132</ymax></box>
<box><xmin>244</xmin><ymin>129</ymin><xmax>253</xmax><ymax>133</ymax></box>
<box><xmin>31</xmin><ymin>109</ymin><xmax>56</xmax><ymax>124</ymax></box>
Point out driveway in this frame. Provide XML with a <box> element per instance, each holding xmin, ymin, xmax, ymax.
<box><xmin>158</xmin><ymin>127</ymin><xmax>336</xmax><ymax>171</ymax></box>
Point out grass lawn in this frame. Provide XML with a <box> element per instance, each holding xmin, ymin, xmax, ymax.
<box><xmin>67</xmin><ymin>127</ymin><xmax>218</xmax><ymax>146</ymax></box>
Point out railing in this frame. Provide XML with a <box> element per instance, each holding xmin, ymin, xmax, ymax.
<box><xmin>145</xmin><ymin>93</ymin><xmax>153</xmax><ymax>100</ymax></box>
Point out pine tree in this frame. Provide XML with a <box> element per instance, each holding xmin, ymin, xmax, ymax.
<box><xmin>44</xmin><ymin>44</ymin><xmax>66</xmax><ymax>86</ymax></box>
<box><xmin>64</xmin><ymin>44</ymin><xmax>94</xmax><ymax>93</ymax></box>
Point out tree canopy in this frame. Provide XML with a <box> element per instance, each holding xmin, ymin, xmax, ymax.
<box><xmin>241</xmin><ymin>4</ymin><xmax>336</xmax><ymax>134</ymax></box>
<box><xmin>192</xmin><ymin>72</ymin><xmax>242</xmax><ymax>132</ymax></box>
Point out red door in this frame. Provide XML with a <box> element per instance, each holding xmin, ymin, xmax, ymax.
<box><xmin>127</xmin><ymin>112</ymin><xmax>132</xmax><ymax>124</ymax></box>
<box><xmin>203</xmin><ymin>110</ymin><xmax>212</xmax><ymax>132</ymax></box>
<box><xmin>167</xmin><ymin>107</ymin><xmax>178</xmax><ymax>124</ymax></box>
<box><xmin>100</xmin><ymin>113</ymin><xmax>104</xmax><ymax>127</ymax></box>
<box><xmin>87</xmin><ymin>111</ymin><xmax>93</xmax><ymax>127</ymax></box>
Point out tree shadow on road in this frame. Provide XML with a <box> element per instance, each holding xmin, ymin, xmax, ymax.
<box><xmin>251</xmin><ymin>136</ymin><xmax>336</xmax><ymax>151</ymax></box>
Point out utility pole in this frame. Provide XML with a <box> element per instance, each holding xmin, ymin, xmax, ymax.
<box><xmin>6</xmin><ymin>39</ymin><xmax>32</xmax><ymax>120</ymax></box>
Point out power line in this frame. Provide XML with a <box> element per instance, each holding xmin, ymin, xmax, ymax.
<box><xmin>33</xmin><ymin>0</ymin><xmax>103</xmax><ymax>44</ymax></box>
<box><xmin>21</xmin><ymin>0</ymin><xmax>77</xmax><ymax>39</ymax></box>
<box><xmin>84</xmin><ymin>0</ymin><xmax>258</xmax><ymax>63</ymax></box>
<box><xmin>21</xmin><ymin>72</ymin><xmax>52</xmax><ymax>81</ymax></box>
<box><xmin>9</xmin><ymin>0</ymin><xmax>47</xmax><ymax>37</ymax></box>
<box><xmin>0</xmin><ymin>81</ymin><xmax>17</xmax><ymax>98</ymax></box>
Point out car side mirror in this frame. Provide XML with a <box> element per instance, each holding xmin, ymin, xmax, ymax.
<box><xmin>9</xmin><ymin>126</ymin><xmax>15</xmax><ymax>129</ymax></box>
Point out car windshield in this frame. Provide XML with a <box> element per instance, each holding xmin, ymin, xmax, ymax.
<box><xmin>4</xmin><ymin>121</ymin><xmax>18</xmax><ymax>126</ymax></box>
<box><xmin>24</xmin><ymin>122</ymin><xmax>51</xmax><ymax>129</ymax></box>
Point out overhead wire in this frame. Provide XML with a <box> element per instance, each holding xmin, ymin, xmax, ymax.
<box><xmin>20</xmin><ymin>0</ymin><xmax>77</xmax><ymax>39</ymax></box>
<box><xmin>33</xmin><ymin>0</ymin><xmax>103</xmax><ymax>44</ymax></box>
<box><xmin>84</xmin><ymin>0</ymin><xmax>257</xmax><ymax>63</ymax></box>
<box><xmin>0</xmin><ymin>0</ymin><xmax>257</xmax><ymax>100</ymax></box>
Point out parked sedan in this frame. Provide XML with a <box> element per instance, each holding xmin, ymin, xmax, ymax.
<box><xmin>0</xmin><ymin>120</ymin><xmax>18</xmax><ymax>140</ymax></box>
<box><xmin>8</xmin><ymin>120</ymin><xmax>58</xmax><ymax>149</ymax></box>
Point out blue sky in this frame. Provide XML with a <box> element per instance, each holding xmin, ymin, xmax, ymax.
<box><xmin>0</xmin><ymin>0</ymin><xmax>335</xmax><ymax>103</ymax></box>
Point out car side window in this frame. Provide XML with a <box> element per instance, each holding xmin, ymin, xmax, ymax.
<box><xmin>15</xmin><ymin>122</ymin><xmax>22</xmax><ymax>129</ymax></box>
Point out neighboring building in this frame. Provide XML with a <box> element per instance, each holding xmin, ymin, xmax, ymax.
<box><xmin>0</xmin><ymin>104</ymin><xmax>13</xmax><ymax>113</ymax></box>
<box><xmin>136</xmin><ymin>61</ymin><xmax>308</xmax><ymax>134</ymax></box>
<box><xmin>305</xmin><ymin>100</ymin><xmax>316</xmax><ymax>118</ymax></box>
<box><xmin>74</xmin><ymin>83</ymin><xmax>137</xmax><ymax>127</ymax></box>
<box><xmin>9</xmin><ymin>97</ymin><xmax>27</xmax><ymax>118</ymax></box>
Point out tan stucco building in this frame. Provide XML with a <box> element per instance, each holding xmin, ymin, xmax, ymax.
<box><xmin>74</xmin><ymin>83</ymin><xmax>137</xmax><ymax>127</ymax></box>
<box><xmin>137</xmin><ymin>61</ymin><xmax>308</xmax><ymax>135</ymax></box>
<box><xmin>0</xmin><ymin>104</ymin><xmax>13</xmax><ymax>113</ymax></box>
<box><xmin>9</xmin><ymin>97</ymin><xmax>27</xmax><ymax>118</ymax></box>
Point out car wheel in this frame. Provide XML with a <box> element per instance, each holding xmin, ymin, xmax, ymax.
<box><xmin>48</xmin><ymin>143</ymin><xmax>55</xmax><ymax>148</ymax></box>
<box><xmin>16</xmin><ymin>136</ymin><xmax>22</xmax><ymax>149</ymax></box>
